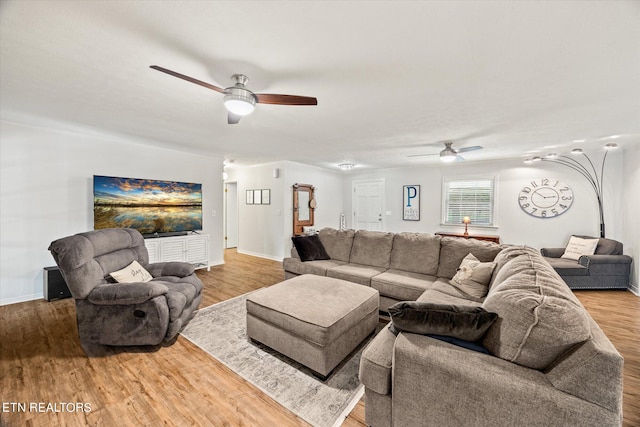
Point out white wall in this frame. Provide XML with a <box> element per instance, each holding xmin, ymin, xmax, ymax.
<box><xmin>227</xmin><ymin>161</ymin><xmax>343</xmax><ymax>260</ymax></box>
<box><xmin>0</xmin><ymin>120</ymin><xmax>224</xmax><ymax>305</ymax></box>
<box><xmin>226</xmin><ymin>162</ymin><xmax>286</xmax><ymax>260</ymax></box>
<box><xmin>341</xmin><ymin>150</ymin><xmax>626</xmax><ymax>250</ymax></box>
<box><xmin>623</xmin><ymin>144</ymin><xmax>640</xmax><ymax>294</ymax></box>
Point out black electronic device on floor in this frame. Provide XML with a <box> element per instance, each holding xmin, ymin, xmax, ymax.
<box><xmin>44</xmin><ymin>266</ymin><xmax>72</xmax><ymax>301</ymax></box>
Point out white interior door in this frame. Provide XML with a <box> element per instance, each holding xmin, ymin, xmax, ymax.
<box><xmin>352</xmin><ymin>180</ymin><xmax>385</xmax><ymax>231</ymax></box>
<box><xmin>224</xmin><ymin>182</ymin><xmax>238</xmax><ymax>248</ymax></box>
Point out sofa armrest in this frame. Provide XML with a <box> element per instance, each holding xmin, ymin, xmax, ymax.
<box><xmin>578</xmin><ymin>254</ymin><xmax>633</xmax><ymax>266</ymax></box>
<box><xmin>578</xmin><ymin>254</ymin><xmax>633</xmax><ymax>277</ymax></box>
<box><xmin>540</xmin><ymin>247</ymin><xmax>565</xmax><ymax>258</ymax></box>
<box><xmin>87</xmin><ymin>282</ymin><xmax>169</xmax><ymax>305</ymax></box>
<box><xmin>146</xmin><ymin>262</ymin><xmax>196</xmax><ymax>278</ymax></box>
<box><xmin>391</xmin><ymin>333</ymin><xmax>619</xmax><ymax>426</ymax></box>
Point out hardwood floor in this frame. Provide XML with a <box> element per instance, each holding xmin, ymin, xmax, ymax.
<box><xmin>1</xmin><ymin>250</ymin><xmax>638</xmax><ymax>426</ymax></box>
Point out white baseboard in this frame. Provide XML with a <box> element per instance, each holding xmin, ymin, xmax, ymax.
<box><xmin>0</xmin><ymin>293</ymin><xmax>43</xmax><ymax>306</ymax></box>
<box><xmin>628</xmin><ymin>283</ymin><xmax>639</xmax><ymax>297</ymax></box>
<box><xmin>236</xmin><ymin>249</ymin><xmax>283</xmax><ymax>262</ymax></box>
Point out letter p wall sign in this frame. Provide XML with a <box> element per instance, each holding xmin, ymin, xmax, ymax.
<box><xmin>403</xmin><ymin>185</ymin><xmax>420</xmax><ymax>221</ymax></box>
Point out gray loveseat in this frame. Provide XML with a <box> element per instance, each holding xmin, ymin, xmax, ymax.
<box><xmin>283</xmin><ymin>228</ymin><xmax>623</xmax><ymax>426</ymax></box>
<box><xmin>541</xmin><ymin>235</ymin><xmax>632</xmax><ymax>289</ymax></box>
<box><xmin>49</xmin><ymin>228</ymin><xmax>202</xmax><ymax>347</ymax></box>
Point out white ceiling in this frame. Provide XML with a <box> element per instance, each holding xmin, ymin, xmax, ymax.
<box><xmin>1</xmin><ymin>1</ymin><xmax>639</xmax><ymax>170</ymax></box>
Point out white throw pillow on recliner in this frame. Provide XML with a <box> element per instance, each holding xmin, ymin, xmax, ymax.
<box><xmin>110</xmin><ymin>260</ymin><xmax>153</xmax><ymax>283</ymax></box>
<box><xmin>561</xmin><ymin>236</ymin><xmax>599</xmax><ymax>261</ymax></box>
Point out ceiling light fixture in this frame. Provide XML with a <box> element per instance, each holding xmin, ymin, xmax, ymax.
<box><xmin>223</xmin><ymin>74</ymin><xmax>256</xmax><ymax>116</ymax></box>
<box><xmin>440</xmin><ymin>152</ymin><xmax>457</xmax><ymax>162</ymax></box>
<box><xmin>338</xmin><ymin>162</ymin><xmax>355</xmax><ymax>170</ymax></box>
<box><xmin>223</xmin><ymin>92</ymin><xmax>256</xmax><ymax>116</ymax></box>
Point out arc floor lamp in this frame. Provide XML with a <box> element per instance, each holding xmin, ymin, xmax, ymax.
<box><xmin>525</xmin><ymin>142</ymin><xmax>619</xmax><ymax>238</ymax></box>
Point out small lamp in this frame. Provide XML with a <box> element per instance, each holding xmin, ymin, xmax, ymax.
<box><xmin>463</xmin><ymin>216</ymin><xmax>471</xmax><ymax>237</ymax></box>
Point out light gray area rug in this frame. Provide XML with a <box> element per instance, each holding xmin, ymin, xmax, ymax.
<box><xmin>180</xmin><ymin>294</ymin><xmax>380</xmax><ymax>427</ymax></box>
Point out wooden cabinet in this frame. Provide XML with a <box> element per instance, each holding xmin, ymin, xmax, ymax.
<box><xmin>435</xmin><ymin>232</ymin><xmax>500</xmax><ymax>244</ymax></box>
<box><xmin>144</xmin><ymin>234</ymin><xmax>210</xmax><ymax>271</ymax></box>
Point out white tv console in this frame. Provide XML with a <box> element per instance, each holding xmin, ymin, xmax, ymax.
<box><xmin>144</xmin><ymin>233</ymin><xmax>210</xmax><ymax>271</ymax></box>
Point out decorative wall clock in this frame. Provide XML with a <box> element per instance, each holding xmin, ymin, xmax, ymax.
<box><xmin>518</xmin><ymin>178</ymin><xmax>573</xmax><ymax>218</ymax></box>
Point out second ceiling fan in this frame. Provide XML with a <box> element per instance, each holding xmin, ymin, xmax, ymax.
<box><xmin>150</xmin><ymin>65</ymin><xmax>318</xmax><ymax>124</ymax></box>
<box><xmin>409</xmin><ymin>141</ymin><xmax>483</xmax><ymax>162</ymax></box>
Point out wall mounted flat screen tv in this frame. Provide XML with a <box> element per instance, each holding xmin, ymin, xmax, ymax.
<box><xmin>93</xmin><ymin>175</ymin><xmax>202</xmax><ymax>235</ymax></box>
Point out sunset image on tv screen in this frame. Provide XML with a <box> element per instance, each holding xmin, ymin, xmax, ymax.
<box><xmin>93</xmin><ymin>175</ymin><xmax>202</xmax><ymax>234</ymax></box>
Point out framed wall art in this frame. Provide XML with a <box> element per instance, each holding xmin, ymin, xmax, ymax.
<box><xmin>403</xmin><ymin>185</ymin><xmax>420</xmax><ymax>221</ymax></box>
<box><xmin>261</xmin><ymin>189</ymin><xmax>271</xmax><ymax>205</ymax></box>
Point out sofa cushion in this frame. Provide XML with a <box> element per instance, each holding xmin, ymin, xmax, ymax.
<box><xmin>489</xmin><ymin>245</ymin><xmax>539</xmax><ymax>288</ymax></box>
<box><xmin>544</xmin><ymin>257</ymin><xmax>589</xmax><ymax>276</ymax></box>
<box><xmin>388</xmin><ymin>301</ymin><xmax>498</xmax><ymax>342</ymax></box>
<box><xmin>424</xmin><ymin>279</ymin><xmax>481</xmax><ymax>301</ymax></box>
<box><xmin>291</xmin><ymin>234</ymin><xmax>330</xmax><ymax>261</ymax></box>
<box><xmin>574</xmin><ymin>235</ymin><xmax>623</xmax><ymax>255</ymax></box>
<box><xmin>561</xmin><ymin>236</ymin><xmax>599</xmax><ymax>261</ymax></box>
<box><xmin>436</xmin><ymin>237</ymin><xmax>502</xmax><ymax>279</ymax></box>
<box><xmin>389</xmin><ymin>232</ymin><xmax>441</xmax><ymax>275</ymax></box>
<box><xmin>283</xmin><ymin>257</ymin><xmax>346</xmax><ymax>276</ymax></box>
<box><xmin>318</xmin><ymin>228</ymin><xmax>356</xmax><ymax>262</ymax></box>
<box><xmin>326</xmin><ymin>263</ymin><xmax>387</xmax><ymax>286</ymax></box>
<box><xmin>482</xmin><ymin>271</ymin><xmax>591</xmax><ymax>370</ymax></box>
<box><xmin>491</xmin><ymin>252</ymin><xmax>578</xmax><ymax>302</ymax></box>
<box><xmin>371</xmin><ymin>269</ymin><xmax>438</xmax><ymax>301</ymax></box>
<box><xmin>449</xmin><ymin>253</ymin><xmax>495</xmax><ymax>300</ymax></box>
<box><xmin>350</xmin><ymin>230</ymin><xmax>395</xmax><ymax>268</ymax></box>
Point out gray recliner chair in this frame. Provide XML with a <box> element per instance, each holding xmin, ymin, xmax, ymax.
<box><xmin>48</xmin><ymin>228</ymin><xmax>203</xmax><ymax>347</ymax></box>
<box><xmin>541</xmin><ymin>235</ymin><xmax>632</xmax><ymax>289</ymax></box>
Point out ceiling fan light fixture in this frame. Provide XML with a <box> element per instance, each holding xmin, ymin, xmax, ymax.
<box><xmin>440</xmin><ymin>152</ymin><xmax>457</xmax><ymax>162</ymax></box>
<box><xmin>223</xmin><ymin>92</ymin><xmax>256</xmax><ymax>116</ymax></box>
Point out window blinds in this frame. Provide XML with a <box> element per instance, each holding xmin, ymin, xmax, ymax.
<box><xmin>444</xmin><ymin>178</ymin><xmax>494</xmax><ymax>226</ymax></box>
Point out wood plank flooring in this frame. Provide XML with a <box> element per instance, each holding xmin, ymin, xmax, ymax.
<box><xmin>1</xmin><ymin>249</ymin><xmax>638</xmax><ymax>426</ymax></box>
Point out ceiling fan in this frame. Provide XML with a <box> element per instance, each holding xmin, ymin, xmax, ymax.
<box><xmin>150</xmin><ymin>65</ymin><xmax>318</xmax><ymax>124</ymax></box>
<box><xmin>409</xmin><ymin>141</ymin><xmax>483</xmax><ymax>162</ymax></box>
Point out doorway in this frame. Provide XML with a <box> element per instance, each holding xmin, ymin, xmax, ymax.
<box><xmin>352</xmin><ymin>179</ymin><xmax>385</xmax><ymax>231</ymax></box>
<box><xmin>224</xmin><ymin>182</ymin><xmax>238</xmax><ymax>248</ymax></box>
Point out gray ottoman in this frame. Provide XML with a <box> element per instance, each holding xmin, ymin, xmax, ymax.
<box><xmin>246</xmin><ymin>274</ymin><xmax>379</xmax><ymax>378</ymax></box>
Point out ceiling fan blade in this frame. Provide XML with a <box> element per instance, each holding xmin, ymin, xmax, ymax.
<box><xmin>455</xmin><ymin>155</ymin><xmax>466</xmax><ymax>162</ymax></box>
<box><xmin>255</xmin><ymin>93</ymin><xmax>318</xmax><ymax>106</ymax></box>
<box><xmin>150</xmin><ymin>65</ymin><xmax>225</xmax><ymax>94</ymax></box>
<box><xmin>228</xmin><ymin>112</ymin><xmax>242</xmax><ymax>125</ymax></box>
<box><xmin>408</xmin><ymin>153</ymin><xmax>439</xmax><ymax>158</ymax></box>
<box><xmin>456</xmin><ymin>145</ymin><xmax>483</xmax><ymax>153</ymax></box>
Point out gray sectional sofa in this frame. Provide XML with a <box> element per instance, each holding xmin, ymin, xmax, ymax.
<box><xmin>285</xmin><ymin>228</ymin><xmax>503</xmax><ymax>312</ymax></box>
<box><xmin>283</xmin><ymin>228</ymin><xmax>623</xmax><ymax>426</ymax></box>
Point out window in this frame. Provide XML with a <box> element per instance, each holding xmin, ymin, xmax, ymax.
<box><xmin>442</xmin><ymin>176</ymin><xmax>496</xmax><ymax>227</ymax></box>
